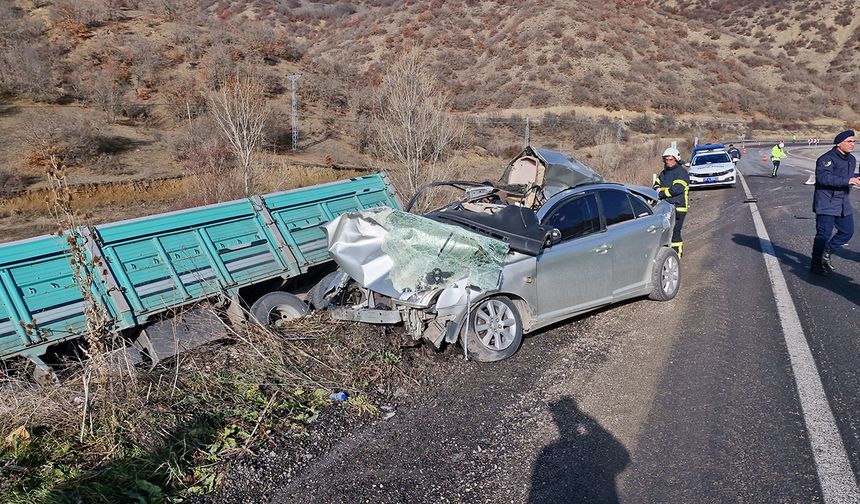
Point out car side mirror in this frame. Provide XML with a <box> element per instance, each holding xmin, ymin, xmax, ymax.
<box><xmin>548</xmin><ymin>228</ymin><xmax>562</xmax><ymax>246</ymax></box>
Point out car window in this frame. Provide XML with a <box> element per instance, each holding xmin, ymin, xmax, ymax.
<box><xmin>693</xmin><ymin>153</ymin><xmax>731</xmax><ymax>165</ymax></box>
<box><xmin>543</xmin><ymin>193</ymin><xmax>601</xmax><ymax>241</ymax></box>
<box><xmin>599</xmin><ymin>190</ymin><xmax>635</xmax><ymax>226</ymax></box>
<box><xmin>629</xmin><ymin>194</ymin><xmax>652</xmax><ymax>218</ymax></box>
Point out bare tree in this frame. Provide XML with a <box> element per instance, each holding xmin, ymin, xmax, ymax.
<box><xmin>207</xmin><ymin>75</ymin><xmax>269</xmax><ymax>196</ymax></box>
<box><xmin>75</xmin><ymin>65</ymin><xmax>129</xmax><ymax>124</ymax></box>
<box><xmin>375</xmin><ymin>52</ymin><xmax>463</xmax><ymax>204</ymax></box>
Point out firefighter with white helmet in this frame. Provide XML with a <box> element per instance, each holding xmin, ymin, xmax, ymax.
<box><xmin>653</xmin><ymin>146</ymin><xmax>690</xmax><ymax>257</ymax></box>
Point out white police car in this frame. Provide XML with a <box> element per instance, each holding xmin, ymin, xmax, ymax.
<box><xmin>686</xmin><ymin>144</ymin><xmax>736</xmax><ymax>188</ymax></box>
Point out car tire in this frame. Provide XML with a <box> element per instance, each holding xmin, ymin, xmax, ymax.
<box><xmin>463</xmin><ymin>296</ymin><xmax>523</xmax><ymax>362</ymax></box>
<box><xmin>250</xmin><ymin>291</ymin><xmax>309</xmax><ymax>328</ymax></box>
<box><xmin>307</xmin><ymin>272</ymin><xmax>340</xmax><ymax>310</ymax></box>
<box><xmin>649</xmin><ymin>247</ymin><xmax>681</xmax><ymax>301</ymax></box>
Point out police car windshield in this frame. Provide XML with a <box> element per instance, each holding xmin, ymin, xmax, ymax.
<box><xmin>692</xmin><ymin>153</ymin><xmax>731</xmax><ymax>165</ymax></box>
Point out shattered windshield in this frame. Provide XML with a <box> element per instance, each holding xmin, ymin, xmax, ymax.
<box><xmin>376</xmin><ymin>208</ymin><xmax>510</xmax><ymax>292</ymax></box>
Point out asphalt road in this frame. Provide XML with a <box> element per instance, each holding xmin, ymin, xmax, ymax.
<box><xmin>264</xmin><ymin>147</ymin><xmax>858</xmax><ymax>503</ymax></box>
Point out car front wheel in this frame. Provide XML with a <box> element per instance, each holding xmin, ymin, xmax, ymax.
<box><xmin>649</xmin><ymin>247</ymin><xmax>681</xmax><ymax>301</ymax></box>
<box><xmin>463</xmin><ymin>296</ymin><xmax>523</xmax><ymax>362</ymax></box>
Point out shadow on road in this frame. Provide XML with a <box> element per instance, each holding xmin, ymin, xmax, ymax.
<box><xmin>528</xmin><ymin>397</ymin><xmax>629</xmax><ymax>504</ymax></box>
<box><xmin>731</xmin><ymin>233</ymin><xmax>859</xmax><ymax>308</ymax></box>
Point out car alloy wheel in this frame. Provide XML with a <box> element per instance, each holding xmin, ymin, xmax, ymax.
<box><xmin>473</xmin><ymin>298</ymin><xmax>519</xmax><ymax>351</ymax></box>
<box><xmin>661</xmin><ymin>255</ymin><xmax>679</xmax><ymax>296</ymax></box>
<box><xmin>650</xmin><ymin>247</ymin><xmax>681</xmax><ymax>301</ymax></box>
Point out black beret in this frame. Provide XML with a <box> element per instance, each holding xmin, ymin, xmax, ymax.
<box><xmin>834</xmin><ymin>130</ymin><xmax>855</xmax><ymax>144</ymax></box>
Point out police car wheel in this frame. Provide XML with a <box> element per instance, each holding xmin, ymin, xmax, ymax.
<box><xmin>649</xmin><ymin>247</ymin><xmax>681</xmax><ymax>301</ymax></box>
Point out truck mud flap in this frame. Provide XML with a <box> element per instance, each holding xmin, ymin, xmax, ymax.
<box><xmin>137</xmin><ymin>309</ymin><xmax>226</xmax><ymax>366</ymax></box>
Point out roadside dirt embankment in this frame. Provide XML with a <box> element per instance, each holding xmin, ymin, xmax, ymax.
<box><xmin>0</xmin><ymin>176</ymin><xmax>187</xmax><ymax>215</ymax></box>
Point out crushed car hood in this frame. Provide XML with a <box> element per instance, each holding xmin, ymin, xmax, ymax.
<box><xmin>324</xmin><ymin>207</ymin><xmax>509</xmax><ymax>300</ymax></box>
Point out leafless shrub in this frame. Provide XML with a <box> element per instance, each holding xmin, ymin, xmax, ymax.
<box><xmin>0</xmin><ymin>168</ymin><xmax>23</xmax><ymax>198</ymax></box>
<box><xmin>262</xmin><ymin>105</ymin><xmax>294</xmax><ymax>153</ymax></box>
<box><xmin>347</xmin><ymin>87</ymin><xmax>376</xmax><ymax>154</ymax></box>
<box><xmin>207</xmin><ymin>74</ymin><xmax>269</xmax><ymax>196</ymax></box>
<box><xmin>52</xmin><ymin>0</ymin><xmax>111</xmax><ymax>28</ymax></box>
<box><xmin>18</xmin><ymin>117</ymin><xmax>101</xmax><ymax>167</ymax></box>
<box><xmin>163</xmin><ymin>75</ymin><xmax>207</xmax><ymax>124</ymax></box>
<box><xmin>139</xmin><ymin>0</ymin><xmax>198</xmax><ymax>21</ymax></box>
<box><xmin>306</xmin><ymin>60</ymin><xmax>355</xmax><ymax>110</ymax></box>
<box><xmin>374</xmin><ymin>52</ymin><xmax>464</xmax><ymax>207</ymax></box>
<box><xmin>74</xmin><ymin>65</ymin><xmax>130</xmax><ymax>123</ymax></box>
<box><xmin>0</xmin><ymin>42</ymin><xmax>57</xmax><ymax>101</ymax></box>
<box><xmin>126</xmin><ymin>35</ymin><xmax>167</xmax><ymax>87</ymax></box>
<box><xmin>233</xmin><ymin>19</ymin><xmax>295</xmax><ymax>61</ymax></box>
<box><xmin>0</xmin><ymin>5</ymin><xmax>57</xmax><ymax>101</ymax></box>
<box><xmin>173</xmin><ymin>119</ymin><xmax>242</xmax><ymax>205</ymax></box>
<box><xmin>202</xmin><ymin>43</ymin><xmax>240</xmax><ymax>90</ymax></box>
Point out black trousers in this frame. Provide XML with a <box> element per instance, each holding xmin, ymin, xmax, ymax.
<box><xmin>812</xmin><ymin>213</ymin><xmax>855</xmax><ymax>258</ymax></box>
<box><xmin>672</xmin><ymin>211</ymin><xmax>686</xmax><ymax>249</ymax></box>
<box><xmin>672</xmin><ymin>211</ymin><xmax>686</xmax><ymax>243</ymax></box>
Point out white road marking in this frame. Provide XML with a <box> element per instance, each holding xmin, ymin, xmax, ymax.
<box><xmin>738</xmin><ymin>170</ymin><xmax>860</xmax><ymax>503</ymax></box>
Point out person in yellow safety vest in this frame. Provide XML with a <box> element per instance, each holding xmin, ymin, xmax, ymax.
<box><xmin>653</xmin><ymin>147</ymin><xmax>690</xmax><ymax>257</ymax></box>
<box><xmin>771</xmin><ymin>141</ymin><xmax>787</xmax><ymax>177</ymax></box>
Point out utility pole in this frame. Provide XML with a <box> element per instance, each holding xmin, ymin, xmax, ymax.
<box><xmin>287</xmin><ymin>74</ymin><xmax>301</xmax><ymax>152</ymax></box>
<box><xmin>524</xmin><ymin>117</ymin><xmax>530</xmax><ymax>146</ymax></box>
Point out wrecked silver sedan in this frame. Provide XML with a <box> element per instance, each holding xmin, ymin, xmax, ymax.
<box><xmin>314</xmin><ymin>147</ymin><xmax>680</xmax><ymax>362</ymax></box>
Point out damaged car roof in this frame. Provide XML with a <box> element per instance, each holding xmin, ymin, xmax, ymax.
<box><xmin>499</xmin><ymin>146</ymin><xmax>604</xmax><ymax>199</ymax></box>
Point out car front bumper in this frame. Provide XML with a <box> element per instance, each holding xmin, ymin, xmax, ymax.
<box><xmin>689</xmin><ymin>168</ymin><xmax>736</xmax><ymax>187</ymax></box>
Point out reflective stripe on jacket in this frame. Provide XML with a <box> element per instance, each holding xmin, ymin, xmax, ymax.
<box><xmin>656</xmin><ymin>164</ymin><xmax>690</xmax><ymax>212</ymax></box>
<box><xmin>771</xmin><ymin>145</ymin><xmax>787</xmax><ymax>161</ymax></box>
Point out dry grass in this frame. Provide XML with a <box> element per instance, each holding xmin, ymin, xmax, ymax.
<box><xmin>0</xmin><ymin>164</ymin><xmax>370</xmax><ymax>244</ymax></box>
<box><xmin>0</xmin><ymin>313</ymin><xmax>418</xmax><ymax>503</ymax></box>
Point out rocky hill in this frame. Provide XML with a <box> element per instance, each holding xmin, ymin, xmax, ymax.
<box><xmin>1</xmin><ymin>0</ymin><xmax>857</xmax><ymax>239</ymax></box>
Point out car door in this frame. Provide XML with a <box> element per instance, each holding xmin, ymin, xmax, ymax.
<box><xmin>535</xmin><ymin>192</ymin><xmax>612</xmax><ymax>324</ymax></box>
<box><xmin>597</xmin><ymin>189</ymin><xmax>661</xmax><ymax>299</ymax></box>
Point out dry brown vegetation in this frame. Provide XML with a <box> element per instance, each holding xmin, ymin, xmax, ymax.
<box><xmin>0</xmin><ymin>313</ymin><xmax>422</xmax><ymax>502</ymax></box>
<box><xmin>0</xmin><ymin>0</ymin><xmax>856</xmax><ymax>238</ymax></box>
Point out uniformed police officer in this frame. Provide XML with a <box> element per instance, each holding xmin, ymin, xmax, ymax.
<box><xmin>654</xmin><ymin>147</ymin><xmax>690</xmax><ymax>257</ymax></box>
<box><xmin>810</xmin><ymin>129</ymin><xmax>860</xmax><ymax>275</ymax></box>
<box><xmin>727</xmin><ymin>144</ymin><xmax>741</xmax><ymax>162</ymax></box>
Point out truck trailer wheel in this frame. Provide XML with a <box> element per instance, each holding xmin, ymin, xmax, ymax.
<box><xmin>250</xmin><ymin>292</ymin><xmax>309</xmax><ymax>328</ymax></box>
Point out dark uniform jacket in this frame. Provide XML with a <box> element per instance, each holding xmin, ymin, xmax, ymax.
<box><xmin>727</xmin><ymin>147</ymin><xmax>741</xmax><ymax>160</ymax></box>
<box><xmin>814</xmin><ymin>147</ymin><xmax>856</xmax><ymax>216</ymax></box>
<box><xmin>655</xmin><ymin>164</ymin><xmax>690</xmax><ymax>212</ymax></box>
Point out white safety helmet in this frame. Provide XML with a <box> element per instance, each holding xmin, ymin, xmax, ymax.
<box><xmin>778</xmin><ymin>142</ymin><xmax>784</xmax><ymax>148</ymax></box>
<box><xmin>662</xmin><ymin>147</ymin><xmax>681</xmax><ymax>161</ymax></box>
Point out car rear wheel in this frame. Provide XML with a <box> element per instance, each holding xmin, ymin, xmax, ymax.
<box><xmin>649</xmin><ymin>247</ymin><xmax>681</xmax><ymax>301</ymax></box>
<box><xmin>250</xmin><ymin>292</ymin><xmax>309</xmax><ymax>328</ymax></box>
<box><xmin>463</xmin><ymin>296</ymin><xmax>523</xmax><ymax>362</ymax></box>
